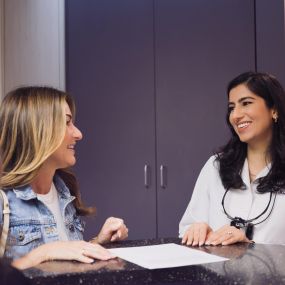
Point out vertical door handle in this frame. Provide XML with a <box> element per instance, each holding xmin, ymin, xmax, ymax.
<box><xmin>144</xmin><ymin>165</ymin><xmax>150</xmax><ymax>188</ymax></box>
<box><xmin>160</xmin><ymin>165</ymin><xmax>167</xmax><ymax>189</ymax></box>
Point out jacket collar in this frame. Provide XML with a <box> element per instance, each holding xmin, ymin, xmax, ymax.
<box><xmin>13</xmin><ymin>174</ymin><xmax>74</xmax><ymax>201</ymax></box>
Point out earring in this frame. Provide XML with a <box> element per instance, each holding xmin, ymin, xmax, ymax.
<box><xmin>273</xmin><ymin>114</ymin><xmax>278</xmax><ymax>123</ymax></box>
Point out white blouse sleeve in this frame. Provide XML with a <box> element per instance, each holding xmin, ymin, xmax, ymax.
<box><xmin>179</xmin><ymin>156</ymin><xmax>217</xmax><ymax>237</ymax></box>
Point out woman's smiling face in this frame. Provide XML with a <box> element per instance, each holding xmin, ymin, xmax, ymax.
<box><xmin>228</xmin><ymin>84</ymin><xmax>275</xmax><ymax>148</ymax></box>
<box><xmin>45</xmin><ymin>102</ymin><xmax>83</xmax><ymax>170</ymax></box>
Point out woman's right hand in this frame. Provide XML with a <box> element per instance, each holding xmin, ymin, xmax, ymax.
<box><xmin>181</xmin><ymin>222</ymin><xmax>213</xmax><ymax>246</ymax></box>
<box><xmin>12</xmin><ymin>240</ymin><xmax>116</xmax><ymax>270</ymax></box>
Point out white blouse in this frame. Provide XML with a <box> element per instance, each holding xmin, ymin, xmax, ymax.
<box><xmin>179</xmin><ymin>155</ymin><xmax>285</xmax><ymax>244</ymax></box>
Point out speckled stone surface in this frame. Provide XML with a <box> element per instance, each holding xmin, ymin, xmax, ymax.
<box><xmin>23</xmin><ymin>238</ymin><xmax>285</xmax><ymax>284</ymax></box>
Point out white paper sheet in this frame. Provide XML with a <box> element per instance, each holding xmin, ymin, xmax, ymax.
<box><xmin>109</xmin><ymin>243</ymin><xmax>228</xmax><ymax>269</ymax></box>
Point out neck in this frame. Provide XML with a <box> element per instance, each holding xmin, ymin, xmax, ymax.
<box><xmin>247</xmin><ymin>143</ymin><xmax>270</xmax><ymax>176</ymax></box>
<box><xmin>31</xmin><ymin>164</ymin><xmax>56</xmax><ymax>194</ymax></box>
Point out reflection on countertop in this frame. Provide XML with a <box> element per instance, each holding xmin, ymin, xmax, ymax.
<box><xmin>23</xmin><ymin>238</ymin><xmax>285</xmax><ymax>285</ymax></box>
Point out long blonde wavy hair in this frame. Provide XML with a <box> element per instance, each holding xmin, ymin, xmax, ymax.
<box><xmin>0</xmin><ymin>86</ymin><xmax>95</xmax><ymax>216</ymax></box>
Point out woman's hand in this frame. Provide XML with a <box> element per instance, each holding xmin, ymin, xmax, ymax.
<box><xmin>205</xmin><ymin>225</ymin><xmax>250</xmax><ymax>246</ymax></box>
<box><xmin>92</xmin><ymin>217</ymin><xmax>128</xmax><ymax>244</ymax></box>
<box><xmin>12</xmin><ymin>240</ymin><xmax>116</xmax><ymax>270</ymax></box>
<box><xmin>182</xmin><ymin>222</ymin><xmax>213</xmax><ymax>246</ymax></box>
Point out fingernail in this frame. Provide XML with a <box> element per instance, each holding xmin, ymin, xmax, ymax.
<box><xmin>199</xmin><ymin>242</ymin><xmax>203</xmax><ymax>246</ymax></box>
<box><xmin>205</xmin><ymin>240</ymin><xmax>210</xmax><ymax>245</ymax></box>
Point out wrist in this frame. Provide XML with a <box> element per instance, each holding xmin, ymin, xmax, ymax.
<box><xmin>90</xmin><ymin>235</ymin><xmax>106</xmax><ymax>244</ymax></box>
<box><xmin>90</xmin><ymin>236</ymin><xmax>99</xmax><ymax>244</ymax></box>
<box><xmin>12</xmin><ymin>250</ymin><xmax>41</xmax><ymax>270</ymax></box>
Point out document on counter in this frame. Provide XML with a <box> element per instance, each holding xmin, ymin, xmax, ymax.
<box><xmin>109</xmin><ymin>243</ymin><xmax>228</xmax><ymax>269</ymax></box>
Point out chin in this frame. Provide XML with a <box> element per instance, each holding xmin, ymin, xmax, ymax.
<box><xmin>63</xmin><ymin>159</ymin><xmax>76</xmax><ymax>168</ymax></box>
<box><xmin>237</xmin><ymin>134</ymin><xmax>251</xmax><ymax>143</ymax></box>
<box><xmin>69</xmin><ymin>160</ymin><xmax>76</xmax><ymax>167</ymax></box>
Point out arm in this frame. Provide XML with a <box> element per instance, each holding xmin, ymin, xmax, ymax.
<box><xmin>179</xmin><ymin>157</ymin><xmax>216</xmax><ymax>245</ymax></box>
<box><xmin>12</xmin><ymin>240</ymin><xmax>116</xmax><ymax>270</ymax></box>
<box><xmin>180</xmin><ymin>156</ymin><xmax>252</xmax><ymax>246</ymax></box>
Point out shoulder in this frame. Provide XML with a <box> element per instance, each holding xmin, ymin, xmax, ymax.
<box><xmin>202</xmin><ymin>155</ymin><xmax>220</xmax><ymax>172</ymax></box>
<box><xmin>195</xmin><ymin>155</ymin><xmax>221</xmax><ymax>183</ymax></box>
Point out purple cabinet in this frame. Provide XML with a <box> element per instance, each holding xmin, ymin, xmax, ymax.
<box><xmin>66</xmin><ymin>0</ymin><xmax>285</xmax><ymax>239</ymax></box>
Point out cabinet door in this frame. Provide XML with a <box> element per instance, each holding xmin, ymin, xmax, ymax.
<box><xmin>256</xmin><ymin>0</ymin><xmax>285</xmax><ymax>87</ymax></box>
<box><xmin>155</xmin><ymin>0</ymin><xmax>255</xmax><ymax>237</ymax></box>
<box><xmin>66</xmin><ymin>0</ymin><xmax>156</xmax><ymax>239</ymax></box>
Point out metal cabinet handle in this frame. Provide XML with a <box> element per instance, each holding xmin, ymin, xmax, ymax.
<box><xmin>144</xmin><ymin>165</ymin><xmax>150</xmax><ymax>188</ymax></box>
<box><xmin>160</xmin><ymin>165</ymin><xmax>167</xmax><ymax>189</ymax></box>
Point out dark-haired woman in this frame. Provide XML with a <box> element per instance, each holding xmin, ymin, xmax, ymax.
<box><xmin>179</xmin><ymin>71</ymin><xmax>285</xmax><ymax>246</ymax></box>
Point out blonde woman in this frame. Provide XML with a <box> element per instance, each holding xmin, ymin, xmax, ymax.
<box><xmin>0</xmin><ymin>87</ymin><xmax>128</xmax><ymax>269</ymax></box>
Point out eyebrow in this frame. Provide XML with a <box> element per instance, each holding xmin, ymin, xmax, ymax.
<box><xmin>228</xmin><ymin>96</ymin><xmax>256</xmax><ymax>105</ymax></box>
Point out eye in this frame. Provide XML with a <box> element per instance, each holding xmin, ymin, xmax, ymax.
<box><xmin>66</xmin><ymin>115</ymin><xmax>72</xmax><ymax>125</ymax></box>
<box><xmin>242</xmin><ymin>101</ymin><xmax>252</xmax><ymax>106</ymax></box>
<box><xmin>66</xmin><ymin>114</ymin><xmax>72</xmax><ymax>126</ymax></box>
<box><xmin>228</xmin><ymin>105</ymin><xmax>234</xmax><ymax>113</ymax></box>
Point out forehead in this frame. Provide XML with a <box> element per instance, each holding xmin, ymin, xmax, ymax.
<box><xmin>64</xmin><ymin>101</ymin><xmax>72</xmax><ymax>115</ymax></box>
<box><xmin>228</xmin><ymin>84</ymin><xmax>259</xmax><ymax>102</ymax></box>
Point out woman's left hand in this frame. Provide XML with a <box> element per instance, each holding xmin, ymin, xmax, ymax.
<box><xmin>92</xmin><ymin>217</ymin><xmax>128</xmax><ymax>244</ymax></box>
<box><xmin>205</xmin><ymin>225</ymin><xmax>250</xmax><ymax>246</ymax></box>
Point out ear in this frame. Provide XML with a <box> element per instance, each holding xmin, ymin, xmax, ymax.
<box><xmin>272</xmin><ymin>109</ymin><xmax>278</xmax><ymax>123</ymax></box>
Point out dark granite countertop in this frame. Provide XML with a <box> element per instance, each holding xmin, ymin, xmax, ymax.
<box><xmin>23</xmin><ymin>238</ymin><xmax>285</xmax><ymax>284</ymax></box>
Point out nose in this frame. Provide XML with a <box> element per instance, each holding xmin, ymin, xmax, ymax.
<box><xmin>230</xmin><ymin>106</ymin><xmax>244</xmax><ymax>123</ymax></box>
<box><xmin>73</xmin><ymin>125</ymin><xmax>83</xmax><ymax>140</ymax></box>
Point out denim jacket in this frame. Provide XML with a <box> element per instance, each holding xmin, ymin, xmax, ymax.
<box><xmin>0</xmin><ymin>175</ymin><xmax>84</xmax><ymax>259</ymax></box>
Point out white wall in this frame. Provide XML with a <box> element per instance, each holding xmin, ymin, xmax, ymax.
<box><xmin>0</xmin><ymin>0</ymin><xmax>4</xmax><ymax>98</ymax></box>
<box><xmin>3</xmin><ymin>0</ymin><xmax>65</xmax><ymax>95</ymax></box>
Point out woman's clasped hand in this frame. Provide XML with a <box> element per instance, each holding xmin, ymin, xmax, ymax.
<box><xmin>91</xmin><ymin>217</ymin><xmax>129</xmax><ymax>244</ymax></box>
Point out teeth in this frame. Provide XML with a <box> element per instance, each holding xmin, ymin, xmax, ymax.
<box><xmin>68</xmin><ymin>145</ymin><xmax>75</xmax><ymax>149</ymax></box>
<box><xmin>237</xmin><ymin>122</ymin><xmax>250</xmax><ymax>129</ymax></box>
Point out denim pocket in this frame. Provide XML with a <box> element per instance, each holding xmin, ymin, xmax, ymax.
<box><xmin>8</xmin><ymin>224</ymin><xmax>42</xmax><ymax>246</ymax></box>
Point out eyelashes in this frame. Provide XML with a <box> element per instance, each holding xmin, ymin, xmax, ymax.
<box><xmin>228</xmin><ymin>106</ymin><xmax>234</xmax><ymax>113</ymax></box>
<box><xmin>228</xmin><ymin>101</ymin><xmax>253</xmax><ymax>113</ymax></box>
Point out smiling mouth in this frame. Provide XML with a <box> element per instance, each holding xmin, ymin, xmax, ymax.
<box><xmin>67</xmin><ymin>144</ymin><xmax>75</xmax><ymax>150</ymax></box>
<box><xmin>237</xmin><ymin>121</ymin><xmax>251</xmax><ymax>129</ymax></box>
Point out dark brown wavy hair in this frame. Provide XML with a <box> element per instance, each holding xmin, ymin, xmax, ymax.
<box><xmin>216</xmin><ymin>72</ymin><xmax>285</xmax><ymax>193</ymax></box>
